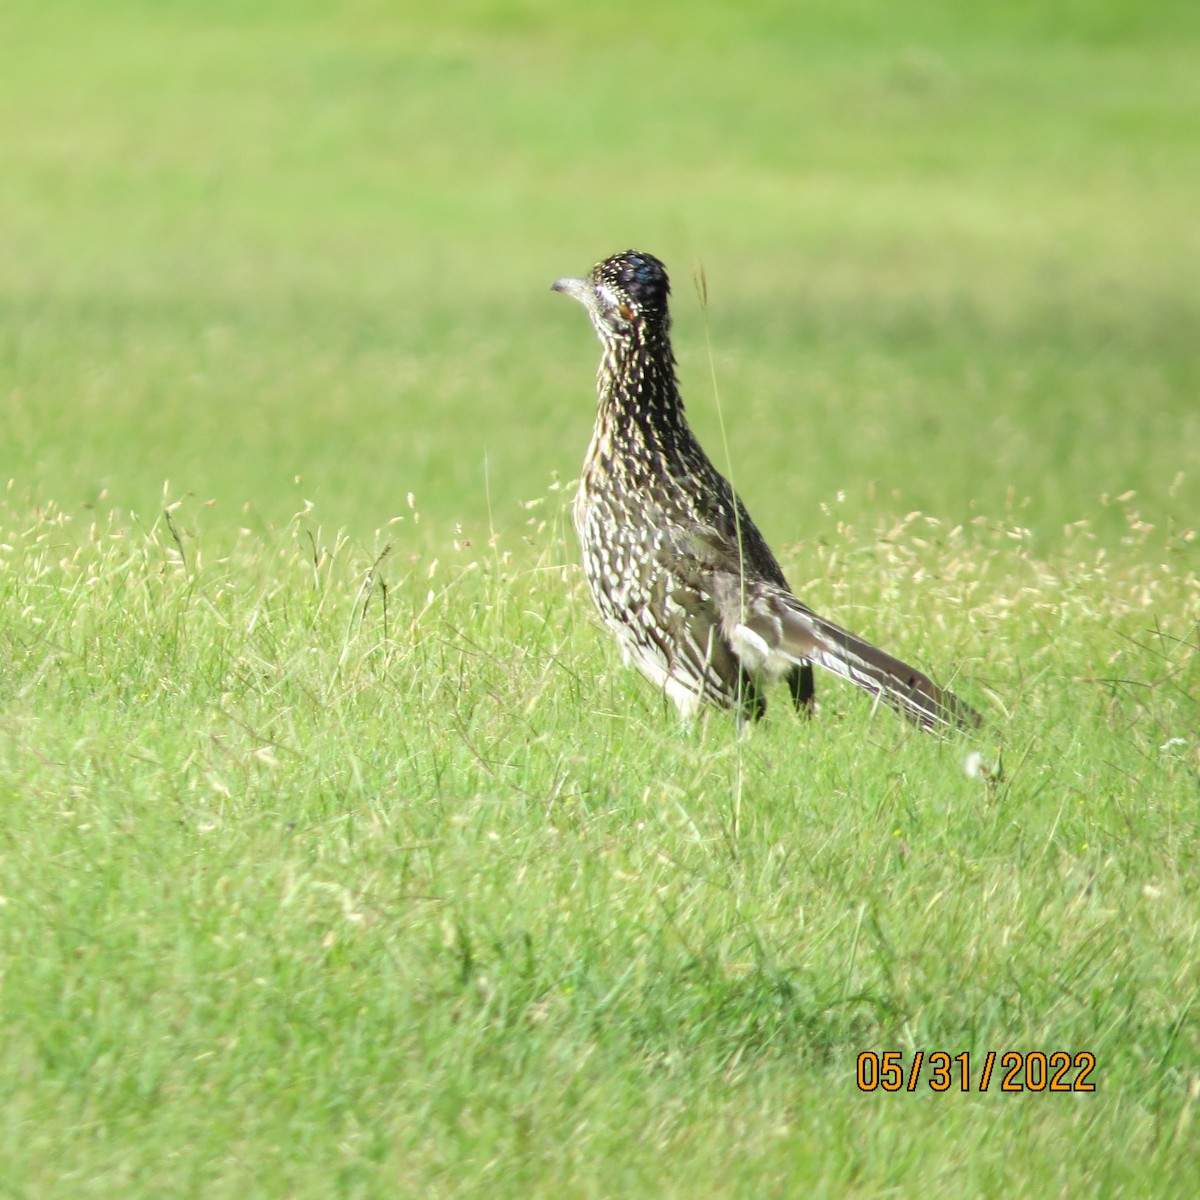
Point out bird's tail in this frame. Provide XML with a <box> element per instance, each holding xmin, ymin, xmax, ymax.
<box><xmin>779</xmin><ymin>602</ymin><xmax>980</xmax><ymax>733</ymax></box>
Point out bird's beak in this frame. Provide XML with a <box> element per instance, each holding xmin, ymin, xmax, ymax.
<box><xmin>551</xmin><ymin>276</ymin><xmax>591</xmax><ymax>306</ymax></box>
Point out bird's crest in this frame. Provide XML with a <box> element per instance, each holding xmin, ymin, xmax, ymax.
<box><xmin>592</xmin><ymin>250</ymin><xmax>670</xmax><ymax>318</ymax></box>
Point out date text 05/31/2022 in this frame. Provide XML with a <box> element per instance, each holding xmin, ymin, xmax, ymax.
<box><xmin>857</xmin><ymin>1051</ymin><xmax>1096</xmax><ymax>1093</ymax></box>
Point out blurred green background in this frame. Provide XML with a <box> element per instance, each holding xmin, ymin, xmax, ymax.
<box><xmin>2</xmin><ymin>0</ymin><xmax>1198</xmax><ymax>551</ymax></box>
<box><xmin>3</xmin><ymin>6</ymin><xmax>1200</xmax><ymax>1195</ymax></box>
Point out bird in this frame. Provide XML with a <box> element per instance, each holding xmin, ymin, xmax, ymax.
<box><xmin>552</xmin><ymin>249</ymin><xmax>980</xmax><ymax>733</ymax></box>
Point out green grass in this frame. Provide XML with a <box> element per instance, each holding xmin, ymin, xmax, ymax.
<box><xmin>2</xmin><ymin>1</ymin><xmax>1199</xmax><ymax>1195</ymax></box>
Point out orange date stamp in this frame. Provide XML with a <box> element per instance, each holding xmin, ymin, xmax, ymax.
<box><xmin>856</xmin><ymin>1050</ymin><xmax>1096</xmax><ymax>1093</ymax></box>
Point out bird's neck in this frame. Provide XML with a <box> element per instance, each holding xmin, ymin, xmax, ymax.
<box><xmin>594</xmin><ymin>327</ymin><xmax>685</xmax><ymax>454</ymax></box>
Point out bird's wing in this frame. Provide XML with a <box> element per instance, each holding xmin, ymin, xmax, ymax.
<box><xmin>674</xmin><ymin>523</ymin><xmax>979</xmax><ymax>732</ymax></box>
<box><xmin>643</xmin><ymin>528</ymin><xmax>762</xmax><ymax>713</ymax></box>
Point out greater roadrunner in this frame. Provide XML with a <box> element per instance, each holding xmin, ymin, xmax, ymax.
<box><xmin>553</xmin><ymin>249</ymin><xmax>979</xmax><ymax>732</ymax></box>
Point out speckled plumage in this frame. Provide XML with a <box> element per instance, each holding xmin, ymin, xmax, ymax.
<box><xmin>553</xmin><ymin>250</ymin><xmax>978</xmax><ymax>732</ymax></box>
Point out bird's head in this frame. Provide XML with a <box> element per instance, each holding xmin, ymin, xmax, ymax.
<box><xmin>552</xmin><ymin>250</ymin><xmax>671</xmax><ymax>344</ymax></box>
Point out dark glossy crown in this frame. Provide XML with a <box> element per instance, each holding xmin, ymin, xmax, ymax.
<box><xmin>593</xmin><ymin>251</ymin><xmax>670</xmax><ymax>316</ymax></box>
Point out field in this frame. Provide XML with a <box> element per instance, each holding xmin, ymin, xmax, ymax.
<box><xmin>2</xmin><ymin>1</ymin><xmax>1199</xmax><ymax>1195</ymax></box>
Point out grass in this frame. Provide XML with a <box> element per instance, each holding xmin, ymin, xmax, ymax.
<box><xmin>1</xmin><ymin>0</ymin><xmax>1199</xmax><ymax>1195</ymax></box>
